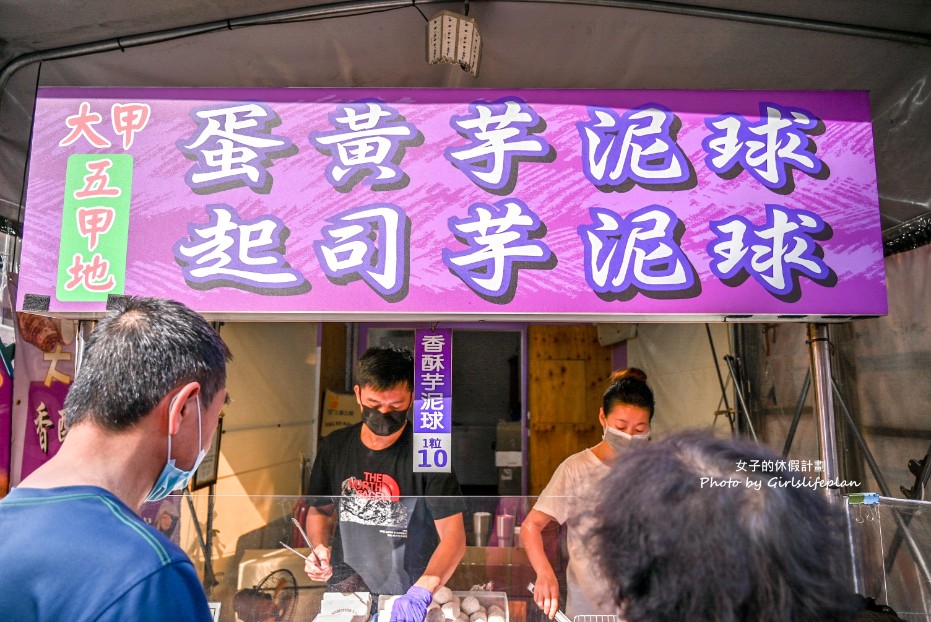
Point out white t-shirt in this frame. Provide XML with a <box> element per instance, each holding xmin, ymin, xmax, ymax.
<box><xmin>532</xmin><ymin>448</ymin><xmax>614</xmax><ymax>619</ymax></box>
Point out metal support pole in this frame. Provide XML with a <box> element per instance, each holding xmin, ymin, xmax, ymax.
<box><xmin>884</xmin><ymin>443</ymin><xmax>931</xmax><ymax>576</ymax></box>
<box><xmin>75</xmin><ymin>320</ymin><xmax>96</xmax><ymax>375</ymax></box>
<box><xmin>781</xmin><ymin>369</ymin><xmax>810</xmax><ymax>459</ymax></box>
<box><xmin>184</xmin><ymin>490</ymin><xmax>218</xmax><ymax>594</ymax></box>
<box><xmin>722</xmin><ymin>355</ymin><xmax>758</xmax><ymax>442</ymax></box>
<box><xmin>806</xmin><ymin>323</ymin><xmax>840</xmax><ymax>501</ymax></box>
<box><xmin>831</xmin><ymin>378</ymin><xmax>890</xmax><ymax>496</ymax></box>
<box><xmin>706</xmin><ymin>324</ymin><xmax>735</xmax><ymax>433</ymax></box>
<box><xmin>204</xmin><ymin>486</ymin><xmax>217</xmax><ymax>596</ymax></box>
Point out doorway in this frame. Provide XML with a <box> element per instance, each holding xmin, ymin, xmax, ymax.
<box><xmin>363</xmin><ymin>325</ymin><xmax>525</xmax><ymax>496</ymax></box>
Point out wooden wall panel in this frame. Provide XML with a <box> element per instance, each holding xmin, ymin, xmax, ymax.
<box><xmin>530</xmin><ymin>324</ymin><xmax>608</xmax><ymax>362</ymax></box>
<box><xmin>531</xmin><ymin>360</ymin><xmax>587</xmax><ymax>424</ymax></box>
<box><xmin>317</xmin><ymin>322</ymin><xmax>349</xmax><ymax>441</ymax></box>
<box><xmin>528</xmin><ymin>325</ymin><xmax>612</xmax><ymax>495</ymax></box>
<box><xmin>319</xmin><ymin>323</ymin><xmax>348</xmax><ymax>394</ymax></box>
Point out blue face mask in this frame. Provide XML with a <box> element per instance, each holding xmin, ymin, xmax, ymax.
<box><xmin>146</xmin><ymin>395</ymin><xmax>207</xmax><ymax>503</ymax></box>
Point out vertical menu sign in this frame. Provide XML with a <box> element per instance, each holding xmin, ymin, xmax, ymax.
<box><xmin>413</xmin><ymin>328</ymin><xmax>452</xmax><ymax>473</ymax></box>
<box><xmin>57</xmin><ymin>154</ymin><xmax>133</xmax><ymax>301</ymax></box>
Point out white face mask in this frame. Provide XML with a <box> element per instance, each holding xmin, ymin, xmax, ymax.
<box><xmin>602</xmin><ymin>424</ymin><xmax>650</xmax><ymax>452</ymax></box>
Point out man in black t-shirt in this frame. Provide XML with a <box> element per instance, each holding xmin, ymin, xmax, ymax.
<box><xmin>304</xmin><ymin>346</ymin><xmax>466</xmax><ymax>622</ymax></box>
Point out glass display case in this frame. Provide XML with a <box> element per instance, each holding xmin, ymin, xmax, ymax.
<box><xmin>168</xmin><ymin>492</ymin><xmax>931</xmax><ymax>622</ymax></box>
<box><xmin>846</xmin><ymin>495</ymin><xmax>931</xmax><ymax>621</ymax></box>
<box><xmin>176</xmin><ymin>494</ymin><xmax>569</xmax><ymax>622</ymax></box>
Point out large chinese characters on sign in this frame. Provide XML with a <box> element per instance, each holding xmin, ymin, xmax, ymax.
<box><xmin>18</xmin><ymin>88</ymin><xmax>886</xmax><ymax>320</ymax></box>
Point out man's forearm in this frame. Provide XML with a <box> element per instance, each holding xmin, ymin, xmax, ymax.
<box><xmin>306</xmin><ymin>507</ymin><xmax>334</xmax><ymax>548</ymax></box>
<box><xmin>414</xmin><ymin>517</ymin><xmax>466</xmax><ymax>592</ymax></box>
<box><xmin>414</xmin><ymin>540</ymin><xmax>465</xmax><ymax>592</ymax></box>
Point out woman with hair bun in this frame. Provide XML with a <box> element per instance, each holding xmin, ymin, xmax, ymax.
<box><xmin>520</xmin><ymin>368</ymin><xmax>655</xmax><ymax>621</ymax></box>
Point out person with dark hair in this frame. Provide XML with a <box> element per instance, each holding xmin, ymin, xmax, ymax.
<box><xmin>0</xmin><ymin>297</ymin><xmax>230</xmax><ymax>621</ymax></box>
<box><xmin>521</xmin><ymin>368</ymin><xmax>655</xmax><ymax>620</ymax></box>
<box><xmin>590</xmin><ymin>430</ymin><xmax>859</xmax><ymax>622</ymax></box>
<box><xmin>304</xmin><ymin>346</ymin><xmax>466</xmax><ymax>622</ymax></box>
<box><xmin>852</xmin><ymin>596</ymin><xmax>908</xmax><ymax>621</ymax></box>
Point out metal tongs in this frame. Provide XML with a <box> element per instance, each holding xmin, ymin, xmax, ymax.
<box><xmin>527</xmin><ymin>582</ymin><xmax>573</xmax><ymax>622</ymax></box>
<box><xmin>279</xmin><ymin>516</ymin><xmax>324</xmax><ymax>567</ymax></box>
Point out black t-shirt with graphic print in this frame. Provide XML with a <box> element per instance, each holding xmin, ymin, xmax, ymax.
<box><xmin>307</xmin><ymin>421</ymin><xmax>464</xmax><ymax>595</ymax></box>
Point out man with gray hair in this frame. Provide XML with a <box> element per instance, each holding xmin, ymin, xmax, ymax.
<box><xmin>0</xmin><ymin>297</ymin><xmax>230</xmax><ymax>621</ymax></box>
<box><xmin>589</xmin><ymin>430</ymin><xmax>859</xmax><ymax>622</ymax></box>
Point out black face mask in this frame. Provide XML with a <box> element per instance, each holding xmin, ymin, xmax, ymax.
<box><xmin>361</xmin><ymin>406</ymin><xmax>409</xmax><ymax>436</ymax></box>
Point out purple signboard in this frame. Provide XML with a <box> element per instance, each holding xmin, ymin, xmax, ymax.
<box><xmin>18</xmin><ymin>88</ymin><xmax>886</xmax><ymax>321</ymax></box>
<box><xmin>414</xmin><ymin>328</ymin><xmax>453</xmax><ymax>473</ymax></box>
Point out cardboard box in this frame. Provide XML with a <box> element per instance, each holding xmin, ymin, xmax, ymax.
<box><xmin>379</xmin><ymin>591</ymin><xmax>509</xmax><ymax>622</ymax></box>
<box><xmin>321</xmin><ymin>390</ymin><xmax>361</xmax><ymax>436</ymax></box>
<box><xmin>449</xmin><ymin>547</ymin><xmax>535</xmax><ymax>597</ymax></box>
<box><xmin>497</xmin><ymin>466</ymin><xmax>522</xmax><ymax>495</ymax></box>
<box><xmin>496</xmin><ymin>421</ymin><xmax>522</xmax><ymax>452</ymax></box>
<box><xmin>495</xmin><ymin>422</ymin><xmax>523</xmax><ymax>494</ymax></box>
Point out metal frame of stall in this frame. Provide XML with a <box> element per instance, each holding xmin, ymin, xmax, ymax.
<box><xmin>6</xmin><ymin>81</ymin><xmax>909</xmax><ymax>618</ymax></box>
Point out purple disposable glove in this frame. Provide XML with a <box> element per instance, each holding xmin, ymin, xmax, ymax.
<box><xmin>389</xmin><ymin>586</ymin><xmax>433</xmax><ymax>622</ymax></box>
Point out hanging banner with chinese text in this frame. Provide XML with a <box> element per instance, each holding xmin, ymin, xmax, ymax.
<box><xmin>8</xmin><ymin>304</ymin><xmax>76</xmax><ymax>484</ymax></box>
<box><xmin>18</xmin><ymin>88</ymin><xmax>886</xmax><ymax>321</ymax></box>
<box><xmin>414</xmin><ymin>328</ymin><xmax>452</xmax><ymax>473</ymax></box>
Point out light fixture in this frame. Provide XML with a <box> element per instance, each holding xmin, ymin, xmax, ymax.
<box><xmin>426</xmin><ymin>2</ymin><xmax>482</xmax><ymax>78</ymax></box>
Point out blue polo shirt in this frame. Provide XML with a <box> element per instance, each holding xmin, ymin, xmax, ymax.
<box><xmin>0</xmin><ymin>485</ymin><xmax>213</xmax><ymax>622</ymax></box>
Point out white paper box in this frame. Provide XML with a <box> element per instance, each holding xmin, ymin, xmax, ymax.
<box><xmin>378</xmin><ymin>591</ymin><xmax>508</xmax><ymax>622</ymax></box>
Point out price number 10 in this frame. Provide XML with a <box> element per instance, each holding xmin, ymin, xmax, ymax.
<box><xmin>417</xmin><ymin>448</ymin><xmax>449</xmax><ymax>469</ymax></box>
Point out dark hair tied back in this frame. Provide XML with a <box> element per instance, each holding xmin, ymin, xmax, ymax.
<box><xmin>603</xmin><ymin>367</ymin><xmax>654</xmax><ymax>420</ymax></box>
<box><xmin>608</xmin><ymin>367</ymin><xmax>648</xmax><ymax>384</ymax></box>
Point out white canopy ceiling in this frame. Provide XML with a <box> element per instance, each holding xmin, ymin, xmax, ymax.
<box><xmin>2</xmin><ymin>0</ymin><xmax>930</xmax><ymax>252</ymax></box>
